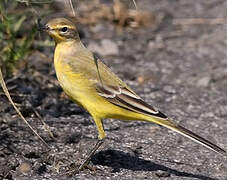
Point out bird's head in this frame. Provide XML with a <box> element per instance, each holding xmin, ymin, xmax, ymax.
<box><xmin>41</xmin><ymin>18</ymin><xmax>79</xmax><ymax>43</ymax></box>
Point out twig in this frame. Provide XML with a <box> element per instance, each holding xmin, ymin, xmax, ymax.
<box><xmin>132</xmin><ymin>0</ymin><xmax>137</xmax><ymax>10</ymax></box>
<box><xmin>32</xmin><ymin>107</ymin><xmax>55</xmax><ymax>139</ymax></box>
<box><xmin>0</xmin><ymin>92</ymin><xmax>29</xmax><ymax>97</ymax></box>
<box><xmin>173</xmin><ymin>18</ymin><xmax>227</xmax><ymax>25</ymax></box>
<box><xmin>69</xmin><ymin>0</ymin><xmax>76</xmax><ymax>17</ymax></box>
<box><xmin>0</xmin><ymin>68</ymin><xmax>49</xmax><ymax>149</ymax></box>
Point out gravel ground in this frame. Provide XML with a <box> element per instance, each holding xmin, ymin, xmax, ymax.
<box><xmin>0</xmin><ymin>0</ymin><xmax>227</xmax><ymax>179</ymax></box>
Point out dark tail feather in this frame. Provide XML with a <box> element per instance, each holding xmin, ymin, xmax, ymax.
<box><xmin>147</xmin><ymin>117</ymin><xmax>226</xmax><ymax>155</ymax></box>
<box><xmin>174</xmin><ymin>124</ymin><xmax>226</xmax><ymax>155</ymax></box>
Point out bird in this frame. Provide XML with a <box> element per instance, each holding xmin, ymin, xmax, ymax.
<box><xmin>41</xmin><ymin>17</ymin><xmax>226</xmax><ymax>170</ymax></box>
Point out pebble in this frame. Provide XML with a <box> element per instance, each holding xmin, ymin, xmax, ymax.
<box><xmin>155</xmin><ymin>170</ymin><xmax>170</xmax><ymax>177</ymax></box>
<box><xmin>17</xmin><ymin>162</ymin><xmax>32</xmax><ymax>174</ymax></box>
<box><xmin>163</xmin><ymin>85</ymin><xmax>176</xmax><ymax>94</ymax></box>
<box><xmin>196</xmin><ymin>76</ymin><xmax>211</xmax><ymax>87</ymax></box>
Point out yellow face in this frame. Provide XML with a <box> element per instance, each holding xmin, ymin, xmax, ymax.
<box><xmin>44</xmin><ymin>18</ymin><xmax>79</xmax><ymax>43</ymax></box>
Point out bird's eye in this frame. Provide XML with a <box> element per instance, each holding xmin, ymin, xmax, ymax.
<box><xmin>61</xmin><ymin>27</ymin><xmax>68</xmax><ymax>32</ymax></box>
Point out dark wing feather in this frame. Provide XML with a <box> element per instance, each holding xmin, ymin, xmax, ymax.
<box><xmin>96</xmin><ymin>83</ymin><xmax>167</xmax><ymax>119</ymax></box>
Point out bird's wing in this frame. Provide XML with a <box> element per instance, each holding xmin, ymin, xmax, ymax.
<box><xmin>95</xmin><ymin>83</ymin><xmax>167</xmax><ymax>119</ymax></box>
<box><xmin>67</xmin><ymin>50</ymin><xmax>166</xmax><ymax>119</ymax></box>
<box><xmin>91</xmin><ymin>53</ymin><xmax>168</xmax><ymax>119</ymax></box>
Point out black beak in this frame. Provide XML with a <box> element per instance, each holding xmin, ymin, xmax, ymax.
<box><xmin>37</xmin><ymin>18</ymin><xmax>50</xmax><ymax>32</ymax></box>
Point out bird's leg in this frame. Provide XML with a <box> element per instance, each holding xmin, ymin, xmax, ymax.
<box><xmin>79</xmin><ymin>117</ymin><xmax>105</xmax><ymax>170</ymax></box>
<box><xmin>79</xmin><ymin>139</ymin><xmax>104</xmax><ymax>170</ymax></box>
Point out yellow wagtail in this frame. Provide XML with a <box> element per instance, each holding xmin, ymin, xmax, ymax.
<box><xmin>41</xmin><ymin>18</ymin><xmax>226</xmax><ymax>170</ymax></box>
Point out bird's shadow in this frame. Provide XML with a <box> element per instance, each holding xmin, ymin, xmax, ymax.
<box><xmin>91</xmin><ymin>149</ymin><xmax>217</xmax><ymax>180</ymax></box>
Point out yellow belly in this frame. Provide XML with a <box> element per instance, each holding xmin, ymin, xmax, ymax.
<box><xmin>54</xmin><ymin>58</ymin><xmax>148</xmax><ymax>121</ymax></box>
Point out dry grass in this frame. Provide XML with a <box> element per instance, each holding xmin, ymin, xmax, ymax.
<box><xmin>54</xmin><ymin>0</ymin><xmax>162</xmax><ymax>29</ymax></box>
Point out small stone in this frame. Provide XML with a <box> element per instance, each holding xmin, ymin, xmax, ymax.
<box><xmin>155</xmin><ymin>170</ymin><xmax>170</xmax><ymax>177</ymax></box>
<box><xmin>18</xmin><ymin>162</ymin><xmax>32</xmax><ymax>174</ymax></box>
<box><xmin>137</xmin><ymin>75</ymin><xmax>145</xmax><ymax>84</ymax></box>
<box><xmin>163</xmin><ymin>85</ymin><xmax>176</xmax><ymax>94</ymax></box>
<box><xmin>196</xmin><ymin>76</ymin><xmax>211</xmax><ymax>87</ymax></box>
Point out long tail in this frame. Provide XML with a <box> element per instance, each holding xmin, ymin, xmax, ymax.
<box><xmin>149</xmin><ymin>117</ymin><xmax>226</xmax><ymax>155</ymax></box>
<box><xmin>95</xmin><ymin>82</ymin><xmax>226</xmax><ymax>155</ymax></box>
